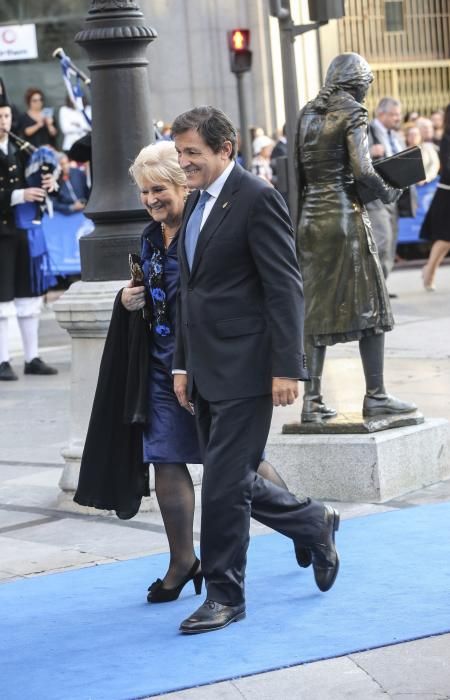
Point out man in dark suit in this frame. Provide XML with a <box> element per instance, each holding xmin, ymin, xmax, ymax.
<box><xmin>171</xmin><ymin>106</ymin><xmax>339</xmax><ymax>634</ymax></box>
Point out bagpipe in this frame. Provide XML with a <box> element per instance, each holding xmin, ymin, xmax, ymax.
<box><xmin>8</xmin><ymin>130</ymin><xmax>59</xmax><ymax>227</ymax></box>
<box><xmin>4</xmin><ymin>130</ymin><xmax>59</xmax><ymax>294</ymax></box>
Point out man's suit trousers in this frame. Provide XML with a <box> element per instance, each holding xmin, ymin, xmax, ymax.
<box><xmin>194</xmin><ymin>391</ymin><xmax>325</xmax><ymax>606</ymax></box>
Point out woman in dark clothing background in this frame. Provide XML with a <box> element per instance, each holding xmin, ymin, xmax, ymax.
<box><xmin>17</xmin><ymin>87</ymin><xmax>57</xmax><ymax>148</ymax></box>
<box><xmin>420</xmin><ymin>104</ymin><xmax>450</xmax><ymax>291</ymax></box>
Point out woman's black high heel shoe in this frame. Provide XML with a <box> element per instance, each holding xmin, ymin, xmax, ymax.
<box><xmin>147</xmin><ymin>558</ymin><xmax>203</xmax><ymax>603</ymax></box>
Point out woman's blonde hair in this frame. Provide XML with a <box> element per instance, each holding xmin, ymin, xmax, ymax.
<box><xmin>129</xmin><ymin>140</ymin><xmax>186</xmax><ymax>189</ymax></box>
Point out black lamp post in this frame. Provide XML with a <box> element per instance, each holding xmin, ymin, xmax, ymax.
<box><xmin>75</xmin><ymin>0</ymin><xmax>157</xmax><ymax>281</ymax></box>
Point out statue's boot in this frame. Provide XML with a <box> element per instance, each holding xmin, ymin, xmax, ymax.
<box><xmin>360</xmin><ymin>334</ymin><xmax>417</xmax><ymax>417</ymax></box>
<box><xmin>301</xmin><ymin>343</ymin><xmax>337</xmax><ymax>423</ymax></box>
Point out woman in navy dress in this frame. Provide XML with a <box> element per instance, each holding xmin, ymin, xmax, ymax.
<box><xmin>124</xmin><ymin>142</ymin><xmax>312</xmax><ymax>603</ymax></box>
<box><xmin>123</xmin><ymin>141</ymin><xmax>202</xmax><ymax>603</ymax></box>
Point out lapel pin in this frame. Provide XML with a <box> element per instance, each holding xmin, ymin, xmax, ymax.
<box><xmin>222</xmin><ymin>201</ymin><xmax>229</xmax><ymax>209</ymax></box>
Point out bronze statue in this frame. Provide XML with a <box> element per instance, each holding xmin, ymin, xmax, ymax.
<box><xmin>295</xmin><ymin>52</ymin><xmax>416</xmax><ymax>422</ymax></box>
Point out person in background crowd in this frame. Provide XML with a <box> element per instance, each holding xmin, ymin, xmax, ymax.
<box><xmin>430</xmin><ymin>109</ymin><xmax>444</xmax><ymax>148</ymax></box>
<box><xmin>404</xmin><ymin>123</ymin><xmax>440</xmax><ymax>183</ymax></box>
<box><xmin>404</xmin><ymin>110</ymin><xmax>420</xmax><ymax>123</ymax></box>
<box><xmin>420</xmin><ymin>104</ymin><xmax>450</xmax><ymax>291</ymax></box>
<box><xmin>17</xmin><ymin>88</ymin><xmax>57</xmax><ymax>148</ymax></box>
<box><xmin>251</xmin><ymin>134</ymin><xmax>274</xmax><ymax>184</ymax></box>
<box><xmin>416</xmin><ymin>117</ymin><xmax>438</xmax><ymax>153</ymax></box>
<box><xmin>366</xmin><ymin>97</ymin><xmax>404</xmax><ymax>283</ymax></box>
<box><xmin>0</xmin><ymin>75</ymin><xmax>20</xmax><ymax>132</ymax></box>
<box><xmin>52</xmin><ymin>153</ymin><xmax>90</xmax><ymax>215</ymax></box>
<box><xmin>270</xmin><ymin>124</ymin><xmax>288</xmax><ymax>204</ymax></box>
<box><xmin>160</xmin><ymin>123</ymin><xmax>172</xmax><ymax>140</ymax></box>
<box><xmin>58</xmin><ymin>96</ymin><xmax>91</xmax><ymax>153</ymax></box>
<box><xmin>0</xmin><ymin>87</ymin><xmax>58</xmax><ymax>381</ymax></box>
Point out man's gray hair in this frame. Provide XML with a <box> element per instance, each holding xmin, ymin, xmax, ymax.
<box><xmin>376</xmin><ymin>97</ymin><xmax>401</xmax><ymax>115</ymax></box>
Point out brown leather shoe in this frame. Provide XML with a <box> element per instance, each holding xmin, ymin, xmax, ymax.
<box><xmin>179</xmin><ymin>599</ymin><xmax>246</xmax><ymax>634</ymax></box>
<box><xmin>310</xmin><ymin>505</ymin><xmax>340</xmax><ymax>592</ymax></box>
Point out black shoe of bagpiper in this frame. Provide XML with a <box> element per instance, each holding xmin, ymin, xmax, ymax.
<box><xmin>0</xmin><ymin>361</ymin><xmax>18</xmax><ymax>381</ymax></box>
<box><xmin>24</xmin><ymin>357</ymin><xmax>58</xmax><ymax>375</ymax></box>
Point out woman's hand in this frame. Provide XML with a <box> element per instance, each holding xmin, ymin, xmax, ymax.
<box><xmin>45</xmin><ymin>118</ymin><xmax>57</xmax><ymax>136</ymax></box>
<box><xmin>121</xmin><ymin>281</ymin><xmax>146</xmax><ymax>311</ymax></box>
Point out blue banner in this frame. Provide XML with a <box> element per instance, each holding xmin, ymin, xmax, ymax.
<box><xmin>397</xmin><ymin>178</ymin><xmax>438</xmax><ymax>244</ymax></box>
<box><xmin>41</xmin><ymin>211</ymin><xmax>94</xmax><ymax>276</ymax></box>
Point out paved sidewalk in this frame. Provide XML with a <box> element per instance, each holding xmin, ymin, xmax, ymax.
<box><xmin>1</xmin><ymin>267</ymin><xmax>450</xmax><ymax>699</ymax></box>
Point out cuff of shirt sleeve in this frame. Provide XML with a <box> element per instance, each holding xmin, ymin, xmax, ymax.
<box><xmin>172</xmin><ymin>369</ymin><xmax>187</xmax><ymax>375</ymax></box>
<box><xmin>11</xmin><ymin>189</ymin><xmax>25</xmax><ymax>206</ymax></box>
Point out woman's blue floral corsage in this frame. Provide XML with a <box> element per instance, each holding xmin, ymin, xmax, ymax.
<box><xmin>151</xmin><ymin>287</ymin><xmax>166</xmax><ymax>302</ymax></box>
<box><xmin>148</xmin><ymin>243</ymin><xmax>172</xmax><ymax>336</ymax></box>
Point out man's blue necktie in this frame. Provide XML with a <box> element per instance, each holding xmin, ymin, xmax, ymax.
<box><xmin>184</xmin><ymin>190</ymin><xmax>211</xmax><ymax>270</ymax></box>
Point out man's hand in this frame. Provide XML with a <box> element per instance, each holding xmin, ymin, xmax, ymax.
<box><xmin>71</xmin><ymin>200</ymin><xmax>86</xmax><ymax>211</ymax></box>
<box><xmin>174</xmin><ymin>373</ymin><xmax>194</xmax><ymax>414</ymax></box>
<box><xmin>272</xmin><ymin>377</ymin><xmax>298</xmax><ymax>407</ymax></box>
<box><xmin>23</xmin><ymin>187</ymin><xmax>46</xmax><ymax>202</ymax></box>
<box><xmin>41</xmin><ymin>173</ymin><xmax>57</xmax><ymax>192</ymax></box>
<box><xmin>121</xmin><ymin>281</ymin><xmax>146</xmax><ymax>311</ymax></box>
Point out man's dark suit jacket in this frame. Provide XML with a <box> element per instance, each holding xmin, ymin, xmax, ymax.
<box><xmin>173</xmin><ymin>161</ymin><xmax>308</xmax><ymax>402</ymax></box>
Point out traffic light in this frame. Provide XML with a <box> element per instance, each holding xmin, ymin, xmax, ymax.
<box><xmin>308</xmin><ymin>0</ymin><xmax>345</xmax><ymax>22</ymax></box>
<box><xmin>227</xmin><ymin>29</ymin><xmax>252</xmax><ymax>74</ymax></box>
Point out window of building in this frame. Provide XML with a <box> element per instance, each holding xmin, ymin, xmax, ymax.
<box><xmin>385</xmin><ymin>1</ymin><xmax>405</xmax><ymax>32</ymax></box>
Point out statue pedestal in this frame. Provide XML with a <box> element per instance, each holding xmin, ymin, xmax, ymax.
<box><xmin>266</xmin><ymin>415</ymin><xmax>450</xmax><ymax>503</ymax></box>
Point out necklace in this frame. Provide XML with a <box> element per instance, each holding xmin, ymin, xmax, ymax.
<box><xmin>161</xmin><ymin>222</ymin><xmax>178</xmax><ymax>250</ymax></box>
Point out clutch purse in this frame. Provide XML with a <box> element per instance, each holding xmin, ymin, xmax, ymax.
<box><xmin>128</xmin><ymin>253</ymin><xmax>144</xmax><ymax>287</ymax></box>
<box><xmin>128</xmin><ymin>253</ymin><xmax>151</xmax><ymax>322</ymax></box>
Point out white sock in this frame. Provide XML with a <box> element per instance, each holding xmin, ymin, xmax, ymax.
<box><xmin>17</xmin><ymin>316</ymin><xmax>39</xmax><ymax>363</ymax></box>
<box><xmin>0</xmin><ymin>318</ymin><xmax>9</xmax><ymax>363</ymax></box>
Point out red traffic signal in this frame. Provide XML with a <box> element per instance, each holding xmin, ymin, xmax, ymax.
<box><xmin>227</xmin><ymin>29</ymin><xmax>252</xmax><ymax>74</ymax></box>
<box><xmin>228</xmin><ymin>29</ymin><xmax>250</xmax><ymax>52</ymax></box>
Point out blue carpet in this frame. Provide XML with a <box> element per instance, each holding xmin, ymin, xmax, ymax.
<box><xmin>2</xmin><ymin>502</ymin><xmax>450</xmax><ymax>700</ymax></box>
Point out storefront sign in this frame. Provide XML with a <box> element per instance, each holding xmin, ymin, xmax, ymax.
<box><xmin>0</xmin><ymin>24</ymin><xmax>38</xmax><ymax>61</ymax></box>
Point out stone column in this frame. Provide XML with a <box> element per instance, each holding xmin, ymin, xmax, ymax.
<box><xmin>55</xmin><ymin>0</ymin><xmax>157</xmax><ymax>496</ymax></box>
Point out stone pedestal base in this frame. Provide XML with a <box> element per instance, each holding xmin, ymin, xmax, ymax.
<box><xmin>266</xmin><ymin>418</ymin><xmax>450</xmax><ymax>503</ymax></box>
